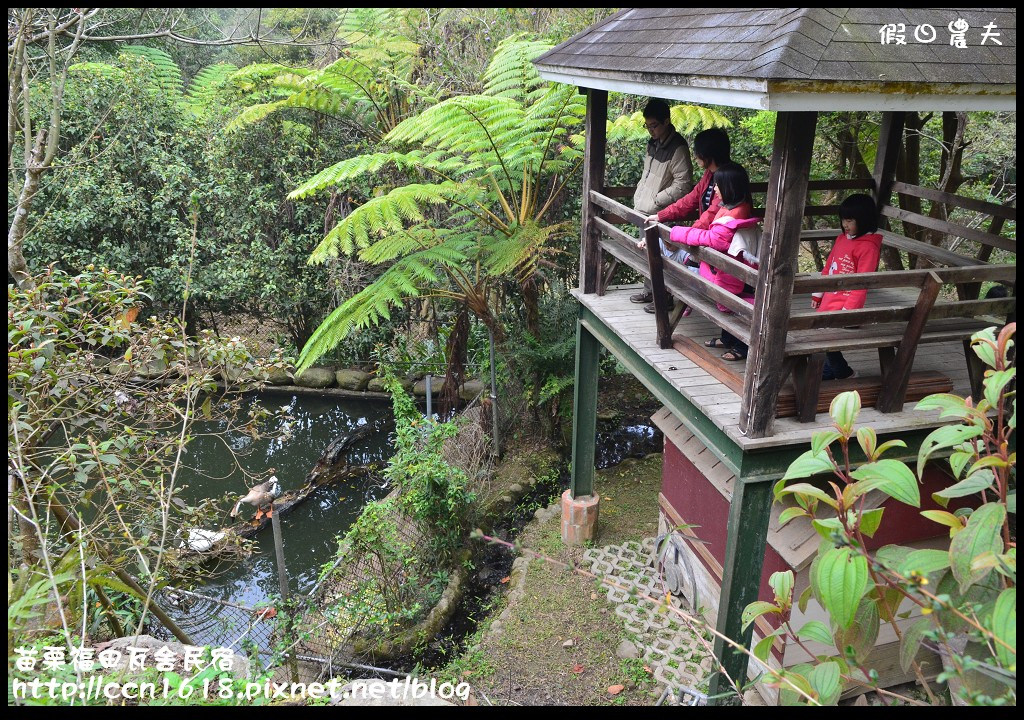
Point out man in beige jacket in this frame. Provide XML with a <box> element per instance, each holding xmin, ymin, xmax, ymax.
<box><xmin>630</xmin><ymin>99</ymin><xmax>693</xmax><ymax>304</ymax></box>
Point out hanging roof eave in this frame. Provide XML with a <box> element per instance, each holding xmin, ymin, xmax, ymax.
<box><xmin>536</xmin><ymin>64</ymin><xmax>1017</xmax><ymax>112</ymax></box>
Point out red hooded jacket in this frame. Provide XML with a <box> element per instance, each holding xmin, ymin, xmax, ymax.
<box><xmin>814</xmin><ymin>232</ymin><xmax>883</xmax><ymax>312</ymax></box>
<box><xmin>656</xmin><ymin>168</ymin><xmax>721</xmax><ymax>230</ymax></box>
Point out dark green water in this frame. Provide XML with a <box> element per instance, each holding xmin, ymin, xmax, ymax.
<box><xmin>172</xmin><ymin>392</ymin><xmax>394</xmax><ymax>607</ymax></box>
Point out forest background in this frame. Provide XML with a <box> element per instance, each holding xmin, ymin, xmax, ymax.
<box><xmin>9</xmin><ymin>7</ymin><xmax>1015</xmax><ymax>406</ymax></box>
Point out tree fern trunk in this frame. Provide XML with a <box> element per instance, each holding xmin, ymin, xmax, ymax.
<box><xmin>439</xmin><ymin>307</ymin><xmax>469</xmax><ymax>417</ymax></box>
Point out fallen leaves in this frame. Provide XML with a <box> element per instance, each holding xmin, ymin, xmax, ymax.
<box><xmin>571</xmin><ymin>664</ymin><xmax>585</xmax><ymax>675</ymax></box>
<box><xmin>500</xmin><ymin>576</ymin><xmax>510</xmax><ymax>584</ymax></box>
<box><xmin>607</xmin><ymin>684</ymin><xmax>625</xmax><ymax>696</ymax></box>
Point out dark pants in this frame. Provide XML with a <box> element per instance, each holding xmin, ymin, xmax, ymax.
<box><xmin>721</xmin><ymin>330</ymin><xmax>748</xmax><ymax>358</ymax></box>
<box><xmin>824</xmin><ymin>351</ymin><xmax>851</xmax><ymax>376</ymax></box>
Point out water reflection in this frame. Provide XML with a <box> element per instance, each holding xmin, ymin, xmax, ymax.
<box><xmin>173</xmin><ymin>393</ymin><xmax>394</xmax><ymax>606</ymax></box>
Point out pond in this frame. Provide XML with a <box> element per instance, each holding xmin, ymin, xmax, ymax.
<box><xmin>171</xmin><ymin>392</ymin><xmax>394</xmax><ymax>608</ymax></box>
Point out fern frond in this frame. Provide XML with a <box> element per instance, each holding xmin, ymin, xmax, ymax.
<box><xmin>290</xmin><ymin>151</ymin><xmax>456</xmax><ymax>199</ymax></box>
<box><xmin>606</xmin><ymin>104</ymin><xmax>732</xmax><ymax>143</ymax></box>
<box><xmin>121</xmin><ymin>45</ymin><xmax>183</xmax><ymax>96</ymax></box>
<box><xmin>298</xmin><ymin>239</ymin><xmax>463</xmax><ymax>370</ymax></box>
<box><xmin>309</xmin><ymin>182</ymin><xmax>477</xmax><ymax>260</ymax></box>
<box><xmin>186</xmin><ymin>63</ymin><xmax>238</xmax><ymax>114</ymax></box>
<box><xmin>482</xmin><ymin>35</ymin><xmax>553</xmax><ymax>100</ymax></box>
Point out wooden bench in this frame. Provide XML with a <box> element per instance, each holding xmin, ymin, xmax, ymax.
<box><xmin>785</xmin><ymin>255</ymin><xmax>1016</xmax><ymax>421</ymax></box>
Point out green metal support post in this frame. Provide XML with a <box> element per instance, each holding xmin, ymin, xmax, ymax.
<box><xmin>708</xmin><ymin>478</ymin><xmax>774</xmax><ymax>704</ymax></box>
<box><xmin>570</xmin><ymin>316</ymin><xmax>600</xmax><ymax>498</ymax></box>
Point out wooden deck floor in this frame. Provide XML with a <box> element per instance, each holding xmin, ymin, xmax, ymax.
<box><xmin>575</xmin><ymin>285</ymin><xmax>976</xmax><ymax>452</ymax></box>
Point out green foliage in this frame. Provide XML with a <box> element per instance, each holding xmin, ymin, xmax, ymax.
<box><xmin>290</xmin><ymin>35</ymin><xmax>587</xmax><ymax>374</ymax></box>
<box><xmin>753</xmin><ymin>324</ymin><xmax>1016</xmax><ymax>705</ymax></box>
<box><xmin>8</xmin><ymin>267</ymin><xmax>279</xmax><ymax>647</ymax></box>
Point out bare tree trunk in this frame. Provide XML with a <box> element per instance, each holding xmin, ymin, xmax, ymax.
<box><xmin>8</xmin><ymin>135</ymin><xmax>46</xmax><ymax>289</ymax></box>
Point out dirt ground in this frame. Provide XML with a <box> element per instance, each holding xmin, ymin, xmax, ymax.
<box><xmin>439</xmin><ymin>453</ymin><xmax>665</xmax><ymax>706</ymax></box>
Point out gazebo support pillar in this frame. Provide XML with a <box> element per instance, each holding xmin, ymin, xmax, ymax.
<box><xmin>579</xmin><ymin>88</ymin><xmax>607</xmax><ymax>295</ymax></box>
<box><xmin>873</xmin><ymin>111</ymin><xmax>906</xmax><ymax>271</ymax></box>
<box><xmin>569</xmin><ymin>316</ymin><xmax>600</xmax><ymax>500</ymax></box>
<box><xmin>708</xmin><ymin>477</ymin><xmax>774</xmax><ymax>703</ymax></box>
<box><xmin>740</xmin><ymin>111</ymin><xmax>818</xmax><ymax>438</ymax></box>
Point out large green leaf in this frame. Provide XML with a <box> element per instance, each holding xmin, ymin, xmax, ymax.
<box><xmin>816</xmin><ymin>547</ymin><xmax>869</xmax><ymax>629</ymax></box>
<box><xmin>899</xmin><ymin>549</ymin><xmax>951</xmax><ymax>576</ymax></box>
<box><xmin>932</xmin><ymin>470</ymin><xmax>996</xmax><ymax>503</ymax></box>
<box><xmin>949</xmin><ymin>503</ymin><xmax>1007</xmax><ymax>593</ymax></box>
<box><xmin>859</xmin><ymin>507</ymin><xmax>885</xmax><ymax>538</ymax></box>
<box><xmin>742</xmin><ymin>600</ymin><xmax>780</xmax><ymax>631</ymax></box>
<box><xmin>779</xmin><ymin>482</ymin><xmax>839</xmax><ymax>510</ymax></box>
<box><xmin>808</xmin><ymin>661</ymin><xmax>843</xmax><ymax>705</ymax></box>
<box><xmin>781</xmin><ymin>450</ymin><xmax>837</xmax><ymax>482</ymax></box>
<box><xmin>899</xmin><ymin>617</ymin><xmax>933</xmax><ymax>672</ymax></box>
<box><xmin>797</xmin><ymin>620</ymin><xmax>836</xmax><ymax>648</ymax></box>
<box><xmin>833</xmin><ymin>598</ymin><xmax>879</xmax><ymax>665</ymax></box>
<box><xmin>917</xmin><ymin>424</ymin><xmax>983</xmax><ymax>478</ymax></box>
<box><xmin>769</xmin><ymin>570</ymin><xmax>795</xmax><ymax>608</ymax></box>
<box><xmin>830</xmin><ymin>391</ymin><xmax>861</xmax><ymax>434</ymax></box>
<box><xmin>849</xmin><ymin>459</ymin><xmax>920</xmax><ymax>507</ymax></box>
<box><xmin>988</xmin><ymin>587</ymin><xmax>1016</xmax><ymax>668</ymax></box>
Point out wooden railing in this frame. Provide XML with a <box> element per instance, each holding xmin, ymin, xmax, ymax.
<box><xmin>583</xmin><ymin>185</ymin><xmax>1017</xmax><ymax>425</ymax></box>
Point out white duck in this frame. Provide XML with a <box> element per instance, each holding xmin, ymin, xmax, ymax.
<box><xmin>179</xmin><ymin>528</ymin><xmax>227</xmax><ymax>552</ymax></box>
<box><xmin>230</xmin><ymin>476</ymin><xmax>282</xmax><ymax>521</ymax></box>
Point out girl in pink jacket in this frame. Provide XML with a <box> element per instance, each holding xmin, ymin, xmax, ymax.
<box><xmin>813</xmin><ymin>193</ymin><xmax>883</xmax><ymax>380</ymax></box>
<box><xmin>666</xmin><ymin>162</ymin><xmax>759</xmax><ymax>361</ymax></box>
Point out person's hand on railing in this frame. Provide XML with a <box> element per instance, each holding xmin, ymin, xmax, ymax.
<box><xmin>636</xmin><ymin>238</ymin><xmax>647</xmax><ymax>250</ymax></box>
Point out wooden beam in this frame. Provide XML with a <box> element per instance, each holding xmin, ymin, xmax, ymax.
<box><xmin>881</xmin><ymin>205</ymin><xmax>1017</xmax><ymax>253</ymax></box>
<box><xmin>793</xmin><ymin>264</ymin><xmax>1017</xmax><ymax>293</ymax></box>
<box><xmin>872</xmin><ymin>111</ymin><xmax>906</xmax><ymax>271</ymax></box>
<box><xmin>570</xmin><ymin>316</ymin><xmax>600</xmax><ymax>497</ymax></box>
<box><xmin>876</xmin><ymin>272</ymin><xmax>943</xmax><ymax>413</ymax></box>
<box><xmin>792</xmin><ymin>353</ymin><xmax>826</xmax><ymax>423</ymax></box>
<box><xmin>579</xmin><ymin>89</ymin><xmax>608</xmax><ymax>294</ymax></box>
<box><xmin>740</xmin><ymin>111</ymin><xmax>818</xmax><ymax>438</ymax></box>
<box><xmin>890</xmin><ymin>182</ymin><xmax>1017</xmax><ymax>221</ymax></box>
<box><xmin>961</xmin><ymin>212</ymin><xmax>1009</xmax><ymax>299</ymax></box>
<box><xmin>708</xmin><ymin>478</ymin><xmax>774</xmax><ymax>704</ymax></box>
<box><xmin>750</xmin><ymin>178</ymin><xmax>875</xmax><ymax>193</ymax></box>
<box><xmin>879</xmin><ymin>230</ymin><xmax>979</xmax><ymax>267</ymax></box>
<box><xmin>644</xmin><ymin>224</ymin><xmax>674</xmax><ymax>349</ymax></box>
<box><xmin>787</xmin><ymin>296</ymin><xmax>1017</xmax><ymax>331</ymax></box>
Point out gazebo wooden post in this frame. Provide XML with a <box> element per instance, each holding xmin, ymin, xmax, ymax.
<box><xmin>873</xmin><ymin>112</ymin><xmax>906</xmax><ymax>271</ymax></box>
<box><xmin>740</xmin><ymin>111</ymin><xmax>818</xmax><ymax>438</ymax></box>
<box><xmin>579</xmin><ymin>88</ymin><xmax>607</xmax><ymax>295</ymax></box>
<box><xmin>570</xmin><ymin>318</ymin><xmax>600</xmax><ymax>498</ymax></box>
<box><xmin>569</xmin><ymin>88</ymin><xmax>607</xmax><ymax>500</ymax></box>
<box><xmin>708</xmin><ymin>478</ymin><xmax>774</xmax><ymax>703</ymax></box>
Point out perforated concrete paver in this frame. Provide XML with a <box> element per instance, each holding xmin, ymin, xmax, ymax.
<box><xmin>583</xmin><ymin>537</ymin><xmax>713</xmax><ymax>697</ymax></box>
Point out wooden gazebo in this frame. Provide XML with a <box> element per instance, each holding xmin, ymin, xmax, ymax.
<box><xmin>535</xmin><ymin>8</ymin><xmax>1015</xmax><ymax>703</ymax></box>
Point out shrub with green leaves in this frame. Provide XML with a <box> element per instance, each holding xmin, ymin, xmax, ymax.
<box><xmin>747</xmin><ymin>324</ymin><xmax>1015</xmax><ymax>706</ymax></box>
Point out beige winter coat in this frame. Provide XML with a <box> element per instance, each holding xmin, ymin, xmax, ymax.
<box><xmin>632</xmin><ymin>129</ymin><xmax>693</xmax><ymax>216</ymax></box>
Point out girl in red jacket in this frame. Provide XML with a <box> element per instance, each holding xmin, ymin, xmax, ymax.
<box><xmin>813</xmin><ymin>194</ymin><xmax>883</xmax><ymax>380</ymax></box>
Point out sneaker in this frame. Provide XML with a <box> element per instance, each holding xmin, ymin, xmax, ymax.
<box><xmin>644</xmin><ymin>297</ymin><xmax>674</xmax><ymax>314</ymax></box>
<box><xmin>630</xmin><ymin>290</ymin><xmax>653</xmax><ymax>304</ymax></box>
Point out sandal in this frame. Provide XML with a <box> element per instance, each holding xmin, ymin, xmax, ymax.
<box><xmin>721</xmin><ymin>350</ymin><xmax>746</xmax><ymax>362</ymax></box>
<box><xmin>704</xmin><ymin>338</ymin><xmax>727</xmax><ymax>349</ymax></box>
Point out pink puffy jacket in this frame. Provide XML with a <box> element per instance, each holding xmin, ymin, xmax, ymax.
<box><xmin>668</xmin><ymin>205</ymin><xmax>758</xmax><ymax>311</ymax></box>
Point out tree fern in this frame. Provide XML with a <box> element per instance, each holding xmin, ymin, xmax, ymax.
<box><xmin>292</xmin><ymin>36</ymin><xmax>594</xmax><ymax>372</ymax></box>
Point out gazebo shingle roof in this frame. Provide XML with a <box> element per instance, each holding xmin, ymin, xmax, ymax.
<box><xmin>534</xmin><ymin>8</ymin><xmax>1016</xmax><ymax>110</ymax></box>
